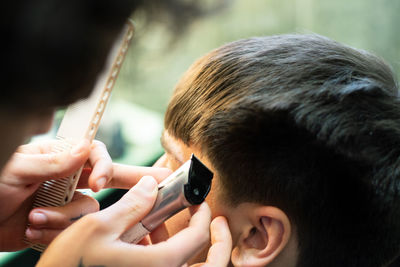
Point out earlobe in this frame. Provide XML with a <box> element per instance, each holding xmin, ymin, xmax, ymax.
<box><xmin>231</xmin><ymin>206</ymin><xmax>291</xmax><ymax>267</ymax></box>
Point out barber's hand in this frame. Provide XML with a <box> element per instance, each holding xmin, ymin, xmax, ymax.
<box><xmin>25</xmin><ymin>156</ymin><xmax>172</xmax><ymax>248</ymax></box>
<box><xmin>37</xmin><ymin>176</ymin><xmax>212</xmax><ymax>267</ymax></box>
<box><xmin>189</xmin><ymin>216</ymin><xmax>232</xmax><ymax>267</ymax></box>
<box><xmin>0</xmin><ymin>139</ymin><xmax>111</xmax><ymax>251</ymax></box>
<box><xmin>148</xmin><ymin>211</ymin><xmax>232</xmax><ymax>267</ymax></box>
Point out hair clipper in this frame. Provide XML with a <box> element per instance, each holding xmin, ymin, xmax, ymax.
<box><xmin>120</xmin><ymin>154</ymin><xmax>213</xmax><ymax>243</ymax></box>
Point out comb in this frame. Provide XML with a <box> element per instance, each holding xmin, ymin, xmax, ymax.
<box><xmin>25</xmin><ymin>21</ymin><xmax>134</xmax><ymax>252</ymax></box>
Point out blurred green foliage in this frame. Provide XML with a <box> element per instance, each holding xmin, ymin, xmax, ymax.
<box><xmin>113</xmin><ymin>0</ymin><xmax>400</xmax><ymax>114</ymax></box>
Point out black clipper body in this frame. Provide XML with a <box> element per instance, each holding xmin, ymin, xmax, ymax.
<box><xmin>121</xmin><ymin>154</ymin><xmax>213</xmax><ymax>243</ymax></box>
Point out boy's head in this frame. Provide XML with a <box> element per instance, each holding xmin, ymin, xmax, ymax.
<box><xmin>157</xmin><ymin>34</ymin><xmax>400</xmax><ymax>266</ymax></box>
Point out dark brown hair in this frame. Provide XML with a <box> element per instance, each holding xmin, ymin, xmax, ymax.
<box><xmin>2</xmin><ymin>0</ymin><xmax>212</xmax><ymax>111</ymax></box>
<box><xmin>165</xmin><ymin>34</ymin><xmax>400</xmax><ymax>266</ymax></box>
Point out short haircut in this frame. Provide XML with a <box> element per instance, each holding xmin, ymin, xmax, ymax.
<box><xmin>165</xmin><ymin>34</ymin><xmax>400</xmax><ymax>266</ymax></box>
<box><xmin>3</xmin><ymin>0</ymin><xmax>206</xmax><ymax>112</ymax></box>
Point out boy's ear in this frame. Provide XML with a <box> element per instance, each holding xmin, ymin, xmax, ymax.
<box><xmin>231</xmin><ymin>206</ymin><xmax>291</xmax><ymax>267</ymax></box>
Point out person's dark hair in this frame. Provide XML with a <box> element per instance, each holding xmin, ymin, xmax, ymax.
<box><xmin>3</xmin><ymin>0</ymin><xmax>214</xmax><ymax>111</ymax></box>
<box><xmin>165</xmin><ymin>34</ymin><xmax>400</xmax><ymax>266</ymax></box>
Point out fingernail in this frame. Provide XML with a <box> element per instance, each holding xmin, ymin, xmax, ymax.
<box><xmin>31</xmin><ymin>212</ymin><xmax>48</xmax><ymax>225</ymax></box>
<box><xmin>96</xmin><ymin>177</ymin><xmax>107</xmax><ymax>191</ymax></box>
<box><xmin>70</xmin><ymin>140</ymin><xmax>88</xmax><ymax>156</ymax></box>
<box><xmin>25</xmin><ymin>228</ymin><xmax>43</xmax><ymax>240</ymax></box>
<box><xmin>138</xmin><ymin>176</ymin><xmax>157</xmax><ymax>192</ymax></box>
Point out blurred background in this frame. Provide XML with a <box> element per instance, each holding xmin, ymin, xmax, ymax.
<box><xmin>2</xmin><ymin>0</ymin><xmax>400</xmax><ymax>265</ymax></box>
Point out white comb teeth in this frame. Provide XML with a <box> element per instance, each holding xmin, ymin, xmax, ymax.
<box><xmin>25</xmin><ymin>21</ymin><xmax>134</xmax><ymax>251</ymax></box>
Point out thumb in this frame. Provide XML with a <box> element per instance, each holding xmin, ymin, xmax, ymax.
<box><xmin>98</xmin><ymin>175</ymin><xmax>158</xmax><ymax>234</ymax></box>
<box><xmin>190</xmin><ymin>216</ymin><xmax>232</xmax><ymax>267</ymax></box>
<box><xmin>3</xmin><ymin>140</ymin><xmax>90</xmax><ymax>184</ymax></box>
<box><xmin>203</xmin><ymin>216</ymin><xmax>232</xmax><ymax>267</ymax></box>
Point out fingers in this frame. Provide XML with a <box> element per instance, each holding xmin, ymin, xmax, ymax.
<box><xmin>154</xmin><ymin>203</ymin><xmax>211</xmax><ymax>266</ymax></box>
<box><xmin>78</xmin><ymin>142</ymin><xmax>171</xmax><ymax>191</ymax></box>
<box><xmin>188</xmin><ymin>216</ymin><xmax>232</xmax><ymax>267</ymax></box>
<box><xmin>28</xmin><ymin>192</ymin><xmax>99</xmax><ymax>229</ymax></box>
<box><xmin>204</xmin><ymin>216</ymin><xmax>232</xmax><ymax>267</ymax></box>
<box><xmin>107</xmin><ymin>164</ymin><xmax>172</xmax><ymax>189</ymax></box>
<box><xmin>25</xmin><ymin>228</ymin><xmax>64</xmax><ymax>245</ymax></box>
<box><xmin>86</xmin><ymin>140</ymin><xmax>113</xmax><ymax>192</ymax></box>
<box><xmin>26</xmin><ymin>192</ymin><xmax>99</xmax><ymax>244</ymax></box>
<box><xmin>9</xmin><ymin>139</ymin><xmax>169</xmax><ymax>191</ymax></box>
<box><xmin>103</xmin><ymin>203</ymin><xmax>212</xmax><ymax>267</ymax></box>
<box><xmin>3</xmin><ymin>140</ymin><xmax>90</xmax><ymax>185</ymax></box>
<box><xmin>78</xmin><ymin>164</ymin><xmax>172</xmax><ymax>191</ymax></box>
<box><xmin>98</xmin><ymin>176</ymin><xmax>158</xmax><ymax>234</ymax></box>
